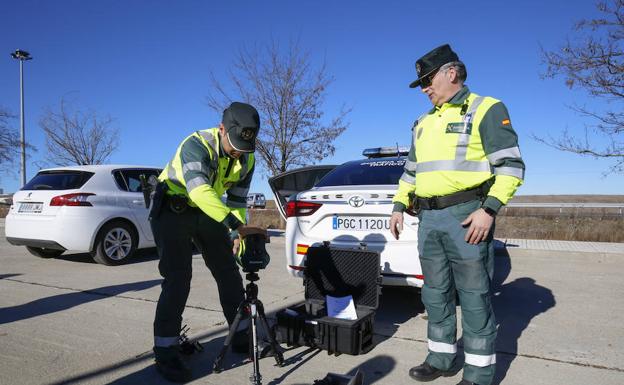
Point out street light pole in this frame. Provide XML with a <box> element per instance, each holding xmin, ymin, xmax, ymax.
<box><xmin>10</xmin><ymin>49</ymin><xmax>32</xmax><ymax>187</ymax></box>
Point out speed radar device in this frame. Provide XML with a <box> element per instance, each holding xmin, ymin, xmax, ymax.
<box><xmin>214</xmin><ymin>231</ymin><xmax>283</xmax><ymax>385</ymax></box>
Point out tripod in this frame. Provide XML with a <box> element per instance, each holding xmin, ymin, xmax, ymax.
<box><xmin>213</xmin><ymin>272</ymin><xmax>284</xmax><ymax>385</ymax></box>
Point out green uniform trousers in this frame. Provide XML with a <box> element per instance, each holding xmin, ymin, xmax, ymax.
<box><xmin>417</xmin><ymin>199</ymin><xmax>497</xmax><ymax>385</ymax></box>
<box><xmin>151</xmin><ymin>202</ymin><xmax>244</xmax><ymax>347</ymax></box>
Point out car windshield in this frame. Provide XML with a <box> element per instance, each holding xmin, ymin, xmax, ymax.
<box><xmin>315</xmin><ymin>157</ymin><xmax>406</xmax><ymax>187</ymax></box>
<box><xmin>22</xmin><ymin>170</ymin><xmax>95</xmax><ymax>191</ymax></box>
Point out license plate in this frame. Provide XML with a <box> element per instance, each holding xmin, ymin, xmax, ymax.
<box><xmin>332</xmin><ymin>216</ymin><xmax>390</xmax><ymax>231</ymax></box>
<box><xmin>18</xmin><ymin>202</ymin><xmax>43</xmax><ymax>213</ymax></box>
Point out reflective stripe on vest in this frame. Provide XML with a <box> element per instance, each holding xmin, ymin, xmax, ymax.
<box><xmin>166</xmin><ymin>162</ymin><xmax>184</xmax><ymax>189</ymax></box>
<box><xmin>198</xmin><ymin>130</ymin><xmax>220</xmax><ymax>173</ymax></box>
<box><xmin>415</xmin><ymin>96</ymin><xmax>490</xmax><ymax>174</ymax></box>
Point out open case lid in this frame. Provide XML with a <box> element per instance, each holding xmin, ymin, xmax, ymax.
<box><xmin>304</xmin><ymin>244</ymin><xmax>381</xmax><ymax>309</ymax></box>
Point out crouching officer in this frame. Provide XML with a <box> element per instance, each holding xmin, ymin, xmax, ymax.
<box><xmin>150</xmin><ymin>102</ymin><xmax>261</xmax><ymax>382</ymax></box>
<box><xmin>391</xmin><ymin>44</ymin><xmax>525</xmax><ymax>385</ymax></box>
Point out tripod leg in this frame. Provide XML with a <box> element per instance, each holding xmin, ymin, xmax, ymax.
<box><xmin>213</xmin><ymin>301</ymin><xmax>247</xmax><ymax>373</ymax></box>
<box><xmin>256</xmin><ymin>300</ymin><xmax>284</xmax><ymax>366</ymax></box>
<box><xmin>249</xmin><ymin>303</ymin><xmax>262</xmax><ymax>384</ymax></box>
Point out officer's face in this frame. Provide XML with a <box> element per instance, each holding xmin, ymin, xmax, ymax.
<box><xmin>219</xmin><ymin>124</ymin><xmax>243</xmax><ymax>159</ymax></box>
<box><xmin>421</xmin><ymin>66</ymin><xmax>460</xmax><ymax>106</ymax></box>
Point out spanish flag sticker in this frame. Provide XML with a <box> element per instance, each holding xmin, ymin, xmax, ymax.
<box><xmin>502</xmin><ymin>119</ymin><xmax>511</xmax><ymax>125</ymax></box>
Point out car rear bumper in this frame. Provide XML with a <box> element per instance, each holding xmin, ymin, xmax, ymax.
<box><xmin>285</xmin><ymin>265</ymin><xmax>424</xmax><ymax>287</ymax></box>
<box><xmin>4</xmin><ymin>211</ymin><xmax>103</xmax><ymax>252</ymax></box>
<box><xmin>5</xmin><ymin>237</ymin><xmax>66</xmax><ymax>250</ymax></box>
<box><xmin>285</xmin><ymin>229</ymin><xmax>423</xmax><ymax>288</ymax></box>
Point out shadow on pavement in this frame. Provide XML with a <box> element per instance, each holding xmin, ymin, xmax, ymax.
<box><xmin>49</xmin><ymin>326</ymin><xmax>229</xmax><ymax>385</ymax></box>
<box><xmin>107</xmin><ymin>333</ymin><xmax>255</xmax><ymax>385</ymax></box>
<box><xmin>53</xmin><ymin>248</ymin><xmax>159</xmax><ymax>265</ymax></box>
<box><xmin>491</xmin><ymin>246</ymin><xmax>556</xmax><ymax>385</ymax></box>
<box><xmin>0</xmin><ymin>279</ymin><xmax>161</xmax><ymax>325</ymax></box>
<box><xmin>0</xmin><ymin>273</ymin><xmax>22</xmax><ymax>280</ymax></box>
<box><xmin>375</xmin><ymin>286</ymin><xmax>424</xmax><ymax>342</ymax></box>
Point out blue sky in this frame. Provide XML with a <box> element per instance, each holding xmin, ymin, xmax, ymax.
<box><xmin>1</xmin><ymin>0</ymin><xmax>622</xmax><ymax>197</ymax></box>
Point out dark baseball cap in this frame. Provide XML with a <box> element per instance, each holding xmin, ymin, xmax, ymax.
<box><xmin>409</xmin><ymin>44</ymin><xmax>460</xmax><ymax>88</ymax></box>
<box><xmin>222</xmin><ymin>102</ymin><xmax>260</xmax><ymax>153</ymax></box>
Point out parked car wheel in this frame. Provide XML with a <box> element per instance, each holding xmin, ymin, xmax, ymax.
<box><xmin>26</xmin><ymin>246</ymin><xmax>64</xmax><ymax>259</ymax></box>
<box><xmin>91</xmin><ymin>221</ymin><xmax>137</xmax><ymax>265</ymax></box>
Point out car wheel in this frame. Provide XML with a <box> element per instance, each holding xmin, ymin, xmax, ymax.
<box><xmin>26</xmin><ymin>246</ymin><xmax>64</xmax><ymax>259</ymax></box>
<box><xmin>92</xmin><ymin>221</ymin><xmax>137</xmax><ymax>266</ymax></box>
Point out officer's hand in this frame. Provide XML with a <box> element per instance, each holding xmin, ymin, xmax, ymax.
<box><xmin>461</xmin><ymin>208</ymin><xmax>494</xmax><ymax>244</ymax></box>
<box><xmin>232</xmin><ymin>238</ymin><xmax>241</xmax><ymax>256</ymax></box>
<box><xmin>237</xmin><ymin>226</ymin><xmax>268</xmax><ymax>239</ymax></box>
<box><xmin>390</xmin><ymin>212</ymin><xmax>404</xmax><ymax>240</ymax></box>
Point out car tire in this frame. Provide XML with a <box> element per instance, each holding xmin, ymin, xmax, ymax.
<box><xmin>91</xmin><ymin>221</ymin><xmax>137</xmax><ymax>266</ymax></box>
<box><xmin>26</xmin><ymin>246</ymin><xmax>64</xmax><ymax>259</ymax></box>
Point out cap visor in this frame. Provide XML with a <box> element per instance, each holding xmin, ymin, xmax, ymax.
<box><xmin>227</xmin><ymin>132</ymin><xmax>255</xmax><ymax>153</ymax></box>
<box><xmin>408</xmin><ymin>66</ymin><xmax>441</xmax><ymax>89</ymax></box>
<box><xmin>409</xmin><ymin>79</ymin><xmax>421</xmax><ymax>88</ymax></box>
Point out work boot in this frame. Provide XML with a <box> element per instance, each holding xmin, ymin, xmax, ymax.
<box><xmin>231</xmin><ymin>329</ymin><xmax>250</xmax><ymax>354</ymax></box>
<box><xmin>408</xmin><ymin>361</ymin><xmax>454</xmax><ymax>382</ymax></box>
<box><xmin>153</xmin><ymin>346</ymin><xmax>192</xmax><ymax>383</ymax></box>
<box><xmin>456</xmin><ymin>381</ymin><xmax>479</xmax><ymax>385</ymax></box>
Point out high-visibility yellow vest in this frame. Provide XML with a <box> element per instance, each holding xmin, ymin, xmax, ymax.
<box><xmin>159</xmin><ymin>128</ymin><xmax>254</xmax><ymax>227</ymax></box>
<box><xmin>394</xmin><ymin>88</ymin><xmax>524</xmax><ymax>213</ymax></box>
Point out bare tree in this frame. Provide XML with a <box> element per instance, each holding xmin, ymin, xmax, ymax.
<box><xmin>0</xmin><ymin>107</ymin><xmax>22</xmax><ymax>173</ymax></box>
<box><xmin>539</xmin><ymin>0</ymin><xmax>624</xmax><ymax>173</ymax></box>
<box><xmin>206</xmin><ymin>41</ymin><xmax>350</xmax><ymax>175</ymax></box>
<box><xmin>39</xmin><ymin>98</ymin><xmax>120</xmax><ymax>166</ymax></box>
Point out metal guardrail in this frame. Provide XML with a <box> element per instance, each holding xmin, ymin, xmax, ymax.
<box><xmin>507</xmin><ymin>202</ymin><xmax>624</xmax><ymax>208</ymax></box>
<box><xmin>503</xmin><ymin>202</ymin><xmax>624</xmax><ymax>218</ymax></box>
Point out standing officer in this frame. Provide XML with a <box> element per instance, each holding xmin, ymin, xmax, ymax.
<box><xmin>150</xmin><ymin>102</ymin><xmax>261</xmax><ymax>382</ymax></box>
<box><xmin>390</xmin><ymin>44</ymin><xmax>525</xmax><ymax>385</ymax></box>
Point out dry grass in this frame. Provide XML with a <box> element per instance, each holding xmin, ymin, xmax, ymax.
<box><xmin>495</xmin><ymin>215</ymin><xmax>624</xmax><ymax>243</ymax></box>
<box><xmin>247</xmin><ymin>208</ymin><xmax>285</xmax><ymax>229</ymax></box>
<box><xmin>0</xmin><ymin>206</ymin><xmax>8</xmax><ymax>218</ymax></box>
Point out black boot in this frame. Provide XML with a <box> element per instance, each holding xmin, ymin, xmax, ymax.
<box><xmin>153</xmin><ymin>346</ymin><xmax>192</xmax><ymax>383</ymax></box>
<box><xmin>408</xmin><ymin>361</ymin><xmax>454</xmax><ymax>382</ymax></box>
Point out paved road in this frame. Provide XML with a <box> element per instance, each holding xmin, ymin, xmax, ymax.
<box><xmin>1</xmin><ymin>220</ymin><xmax>623</xmax><ymax>384</ymax></box>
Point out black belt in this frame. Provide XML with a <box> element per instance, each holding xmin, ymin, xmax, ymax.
<box><xmin>415</xmin><ymin>180</ymin><xmax>493</xmax><ymax>210</ymax></box>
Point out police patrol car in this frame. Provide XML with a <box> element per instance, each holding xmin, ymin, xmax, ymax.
<box><xmin>269</xmin><ymin>147</ymin><xmax>423</xmax><ymax>287</ymax></box>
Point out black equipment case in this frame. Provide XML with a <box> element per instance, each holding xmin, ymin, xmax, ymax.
<box><xmin>275</xmin><ymin>243</ymin><xmax>381</xmax><ymax>355</ymax></box>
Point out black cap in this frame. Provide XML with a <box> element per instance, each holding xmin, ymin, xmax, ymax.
<box><xmin>222</xmin><ymin>102</ymin><xmax>260</xmax><ymax>153</ymax></box>
<box><xmin>409</xmin><ymin>44</ymin><xmax>460</xmax><ymax>88</ymax></box>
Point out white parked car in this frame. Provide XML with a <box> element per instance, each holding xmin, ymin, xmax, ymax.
<box><xmin>5</xmin><ymin>165</ymin><xmax>162</xmax><ymax>265</ymax></box>
<box><xmin>269</xmin><ymin>147</ymin><xmax>423</xmax><ymax>287</ymax></box>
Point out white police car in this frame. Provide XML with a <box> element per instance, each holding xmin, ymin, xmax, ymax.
<box><xmin>269</xmin><ymin>147</ymin><xmax>423</xmax><ymax>287</ymax></box>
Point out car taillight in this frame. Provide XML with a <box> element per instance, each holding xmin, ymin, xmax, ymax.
<box><xmin>50</xmin><ymin>193</ymin><xmax>95</xmax><ymax>207</ymax></box>
<box><xmin>285</xmin><ymin>200</ymin><xmax>322</xmax><ymax>217</ymax></box>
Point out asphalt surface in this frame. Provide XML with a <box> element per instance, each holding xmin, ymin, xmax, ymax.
<box><xmin>1</xmin><ymin>219</ymin><xmax>623</xmax><ymax>385</ymax></box>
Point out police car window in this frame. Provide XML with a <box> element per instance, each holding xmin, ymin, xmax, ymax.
<box><xmin>315</xmin><ymin>158</ymin><xmax>406</xmax><ymax>187</ymax></box>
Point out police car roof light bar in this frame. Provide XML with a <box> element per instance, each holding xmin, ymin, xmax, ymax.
<box><xmin>362</xmin><ymin>146</ymin><xmax>410</xmax><ymax>158</ymax></box>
